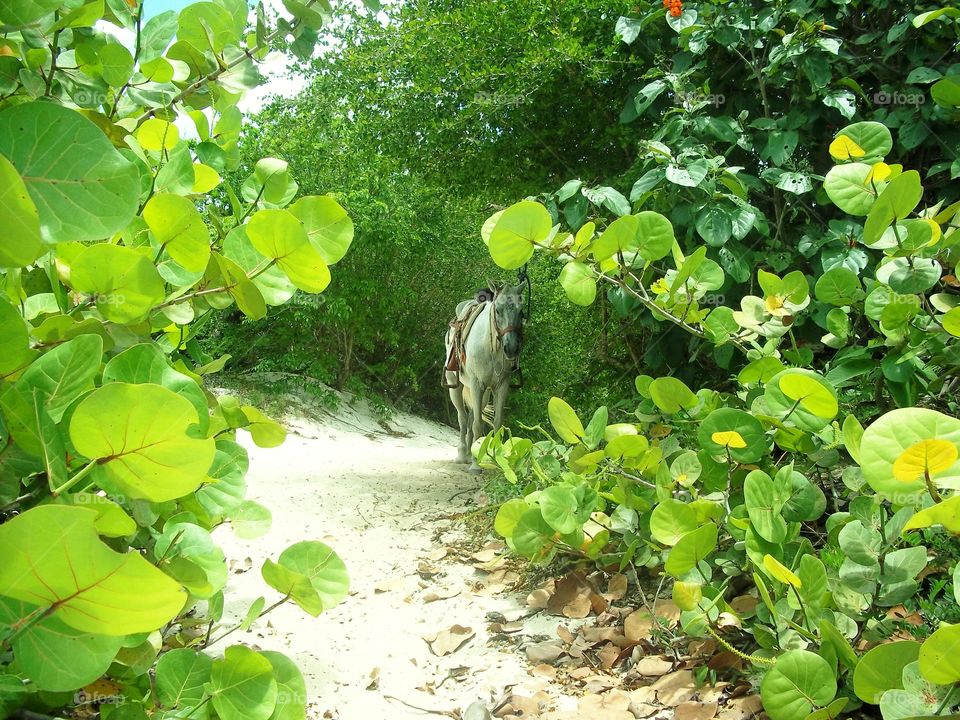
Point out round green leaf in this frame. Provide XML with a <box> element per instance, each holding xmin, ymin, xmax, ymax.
<box><xmin>247</xmin><ymin>209</ymin><xmax>331</xmax><ymax>293</ymax></box>
<box><xmin>539</xmin><ymin>485</ymin><xmax>579</xmax><ymax>535</ymax></box>
<box><xmin>698</xmin><ymin>408</ymin><xmax>768</xmax><ymax>463</ymax></box>
<box><xmin>765</xmin><ymin>369</ymin><xmax>838</xmax><ymax>432</ymax></box>
<box><xmin>223</xmin><ymin>226</ymin><xmax>296</xmax><ymax>306</ymax></box>
<box><xmin>70</xmin><ymin>244</ymin><xmax>165</xmax><ymax>324</ymax></box>
<box><xmin>261</xmin><ymin>541</ymin><xmax>349</xmax><ymax>617</ymax></box>
<box><xmin>0</xmin><ymin>154</ymin><xmax>44</xmax><ymax>267</ymax></box>
<box><xmin>511</xmin><ymin>507</ymin><xmax>557</xmax><ymax>559</ymax></box>
<box><xmin>494</xmin><ymin>498</ymin><xmax>529</xmax><ymax>538</ymax></box>
<box><xmin>650</xmin><ymin>498</ymin><xmax>699</xmax><ymax>546</ymax></box>
<box><xmin>156</xmin><ymin>647</ymin><xmax>212</xmax><ymax>711</ymax></box>
<box><xmin>859</xmin><ymin>408</ymin><xmax>960</xmax><ymax>504</ymax></box>
<box><xmin>761</xmin><ymin>650</ymin><xmax>837</xmax><ymax>720</ymax></box>
<box><xmin>918</xmin><ymin>624</ymin><xmax>960</xmax><ymax>685</ymax></box>
<box><xmin>0</xmin><ymin>505</ymin><xmax>187</xmax><ymax>635</ymax></box>
<box><xmin>836</xmin><ymin>122</ymin><xmax>893</xmax><ymax>160</ymax></box>
<box><xmin>664</xmin><ymin>522</ymin><xmax>718</xmax><ymax>576</ymax></box>
<box><xmin>178</xmin><ymin>1</ymin><xmax>239</xmax><ymax>52</ymax></box>
<box><xmin>488</xmin><ymin>200</ymin><xmax>551</xmax><ymax>269</ymax></box>
<box><xmin>548</xmin><ymin>396</ymin><xmax>584</xmax><ymax>444</ymax></box>
<box><xmin>854</xmin><ymin>641</ymin><xmax>921</xmax><ymax>703</ymax></box>
<box><xmin>876</xmin><ymin>257</ymin><xmax>942</xmax><ymax>295</ymax></box>
<box><xmin>16</xmin><ymin>333</ymin><xmax>101</xmax><ymax>422</ymax></box>
<box><xmin>815</xmin><ymin>268</ymin><xmax>862</xmax><ymax>306</ymax></box>
<box><xmin>261</xmin><ymin>651</ymin><xmax>307</xmax><ymax>720</ymax></box>
<box><xmin>592</xmin><ymin>211</ymin><xmax>674</xmax><ymax>263</ymax></box>
<box><xmin>69</xmin><ymin>383</ymin><xmax>216</xmax><ymax>502</ymax></box>
<box><xmin>649</xmin><ymin>376</ymin><xmax>698</xmax><ymax>414</ymax></box>
<box><xmin>210</xmin><ymin>645</ymin><xmax>278</xmax><ymax>720</ymax></box>
<box><xmin>230</xmin><ymin>500</ymin><xmax>273</xmax><ymax>539</ymax></box>
<box><xmin>559</xmin><ymin>261</ymin><xmax>597</xmax><ymax>306</ymax></box>
<box><xmin>143</xmin><ymin>193</ymin><xmax>211</xmax><ymax>272</ymax></box>
<box><xmin>745</xmin><ymin>470</ymin><xmax>789</xmax><ymax>543</ymax></box>
<box><xmin>0</xmin><ymin>102</ymin><xmax>139</xmax><ymax>242</ymax></box>
<box><xmin>289</xmin><ymin>195</ymin><xmax>354</xmax><ymax>265</ymax></box>
<box><xmin>824</xmin><ymin>163</ymin><xmax>880</xmax><ymax>216</ymax></box>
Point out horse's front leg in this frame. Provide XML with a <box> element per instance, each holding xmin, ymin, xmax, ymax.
<box><xmin>492</xmin><ymin>381</ymin><xmax>510</xmax><ymax>432</ymax></box>
<box><xmin>467</xmin><ymin>380</ymin><xmax>485</xmax><ymax>473</ymax></box>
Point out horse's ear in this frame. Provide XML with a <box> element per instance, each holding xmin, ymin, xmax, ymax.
<box><xmin>487</xmin><ymin>278</ymin><xmax>502</xmax><ymax>293</ymax></box>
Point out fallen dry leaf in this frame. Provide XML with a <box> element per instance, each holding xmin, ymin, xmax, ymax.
<box><xmin>598</xmin><ymin>642</ymin><xmax>621</xmax><ymax>670</ymax></box>
<box><xmin>417</xmin><ymin>560</ymin><xmax>440</xmax><ymax>577</ymax></box>
<box><xmin>527</xmin><ymin>587</ymin><xmax>552</xmax><ymax>609</ymax></box>
<box><xmin>373</xmin><ymin>577</ymin><xmax>406</xmax><ymax>593</ymax></box>
<box><xmin>563</xmin><ymin>593</ymin><xmax>593</xmax><ymax>619</ymax></box>
<box><xmin>525</xmin><ymin>640</ymin><xmax>564</xmax><ymax>664</ymax></box>
<box><xmin>633</xmin><ymin>655</ymin><xmax>674</xmax><ymax>676</ymax></box>
<box><xmin>653</xmin><ymin>669</ymin><xmax>697</xmax><ymax>707</ymax></box>
<box><xmin>531</xmin><ymin>663</ymin><xmax>557</xmax><ymax>679</ymax></box>
<box><xmin>676</xmin><ymin>701</ymin><xmax>719</xmax><ymax>720</ymax></box>
<box><xmin>425</xmin><ymin>624</ymin><xmax>474</xmax><ymax>656</ymax></box>
<box><xmin>717</xmin><ymin>694</ymin><xmax>762</xmax><ymax>720</ymax></box>
<box><xmin>365</xmin><ymin>667</ymin><xmax>380</xmax><ymax>690</ymax></box>
<box><xmin>605</xmin><ymin>573</ymin><xmax>628</xmax><ymax>601</ymax></box>
<box><xmin>556</xmin><ymin>624</ymin><xmax>575</xmax><ymax>644</ymax></box>
<box><xmin>426</xmin><ymin>547</ymin><xmax>449</xmax><ymax>561</ymax></box>
<box><xmin>422</xmin><ymin>587</ymin><xmax>461</xmax><ymax>603</ymax></box>
<box><xmin>488</xmin><ymin>620</ymin><xmax>524</xmax><ymax>634</ymax></box>
<box><xmin>472</xmin><ymin>548</ymin><xmax>499</xmax><ymax>563</ymax></box>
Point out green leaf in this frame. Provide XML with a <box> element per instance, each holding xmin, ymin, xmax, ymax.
<box><xmin>155</xmin><ymin>522</ymin><xmax>227</xmax><ymax>598</ymax></box>
<box><xmin>261</xmin><ymin>651</ymin><xmax>307</xmax><ymax>720</ymax></box>
<box><xmin>761</xmin><ymin>650</ymin><xmax>837</xmax><ymax>720</ymax></box>
<box><xmin>745</xmin><ymin>470</ymin><xmax>789</xmax><ymax>543</ymax></box>
<box><xmin>230</xmin><ymin>500</ymin><xmax>273</xmax><ymax>539</ymax></box>
<box><xmin>156</xmin><ymin>647</ymin><xmax>212</xmax><ymax>710</ymax></box>
<box><xmin>261</xmin><ymin>541</ymin><xmax>349</xmax><ymax>616</ymax></box>
<box><xmin>918</xmin><ymin>624</ymin><xmax>960</xmax><ymax>685</ymax></box>
<box><xmin>819</xmin><ymin>619</ymin><xmax>859</xmax><ymax>672</ymax></box>
<box><xmin>559</xmin><ymin>261</ymin><xmax>597</xmax><ymax>306</ymax></box>
<box><xmin>649</xmin><ymin>376</ymin><xmax>698</xmax><ymax>414</ymax></box>
<box><xmin>488</xmin><ymin>200</ymin><xmax>551</xmax><ymax>269</ymax></box>
<box><xmin>143</xmin><ymin>194</ymin><xmax>211</xmax><ymax>272</ymax></box>
<box><xmin>0</xmin><ymin>154</ymin><xmax>45</xmax><ymax>267</ymax></box>
<box><xmin>0</xmin><ymin>296</ymin><xmax>36</xmax><ymax>379</ymax></box>
<box><xmin>247</xmin><ymin>209</ymin><xmax>330</xmax><ymax>293</ymax></box>
<box><xmin>539</xmin><ymin>485</ymin><xmax>579</xmax><ymax>534</ymax></box>
<box><xmin>649</xmin><ymin>498</ymin><xmax>699</xmax><ymax>546</ymax></box>
<box><xmin>494</xmin><ymin>498</ymin><xmax>529</xmax><ymax>537</ymax></box>
<box><xmin>863</xmin><ymin>171</ymin><xmax>923</xmax><ymax>245</ymax></box>
<box><xmin>815</xmin><ymin>268</ymin><xmax>863</xmax><ymax>306</ymax></box>
<box><xmin>16</xmin><ymin>334</ymin><xmax>101</xmax><ymax>422</ymax></box>
<box><xmin>835</xmin><ymin>122</ymin><xmax>893</xmax><ymax>160</ymax></box>
<box><xmin>0</xmin><ymin>597</ymin><xmax>124</xmax><ymax>692</ymax></box>
<box><xmin>859</xmin><ymin>408</ymin><xmax>960</xmax><ymax>505</ymax></box>
<box><xmin>511</xmin><ymin>507</ymin><xmax>556</xmax><ymax>559</ymax></box>
<box><xmin>240</xmin><ymin>405</ymin><xmax>286</xmax><ymax>448</ymax></box>
<box><xmin>695</xmin><ymin>205</ymin><xmax>733</xmax><ymax>247</ymax></box>
<box><xmin>69</xmin><ymin>244</ymin><xmax>165</xmax><ymax>324</ymax></box>
<box><xmin>765</xmin><ymin>369</ymin><xmax>839</xmax><ymax>432</ymax></box>
<box><xmin>210</xmin><ymin>646</ymin><xmax>278</xmax><ymax>720</ymax></box>
<box><xmin>178</xmin><ymin>1</ymin><xmax>240</xmax><ymax>52</ymax></box>
<box><xmin>0</xmin><ymin>0</ymin><xmax>64</xmax><ymax>25</ymax></box>
<box><xmin>548</xmin><ymin>397</ymin><xmax>584</xmax><ymax>443</ymax></box>
<box><xmin>136</xmin><ymin>118</ymin><xmax>180</xmax><ymax>151</ymax></box>
<box><xmin>824</xmin><ymin>163</ymin><xmax>880</xmax><ymax>216</ymax></box>
<box><xmin>223</xmin><ymin>226</ymin><xmax>296</xmax><ymax>306</ymax></box>
<box><xmin>0</xmin><ymin>505</ymin><xmax>186</xmax><ymax>634</ymax></box>
<box><xmin>903</xmin><ymin>495</ymin><xmax>960</xmax><ymax>533</ymax></box>
<box><xmin>592</xmin><ymin>211</ymin><xmax>675</xmax><ymax>263</ymax></box>
<box><xmin>664</xmin><ymin>522</ymin><xmax>717</xmax><ymax>576</ymax></box>
<box><xmin>854</xmin><ymin>641</ymin><xmax>920</xmax><ymax>703</ymax></box>
<box><xmin>0</xmin><ymin>103</ymin><xmax>139</xmax><ymax>242</ymax></box>
<box><xmin>289</xmin><ymin>195</ymin><xmax>353</xmax><ymax>265</ymax></box>
<box><xmin>69</xmin><ymin>383</ymin><xmax>216</xmax><ymax>502</ymax></box>
<box><xmin>102</xmin><ymin>343</ymin><xmax>209</xmax><ymax>435</ymax></box>
<box><xmin>698</xmin><ymin>408</ymin><xmax>768</xmax><ymax>463</ymax></box>
<box><xmin>56</xmin><ymin>493</ymin><xmax>136</xmax><ymax>538</ymax></box>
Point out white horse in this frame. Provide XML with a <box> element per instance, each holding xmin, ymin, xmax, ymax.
<box><xmin>444</xmin><ymin>282</ymin><xmax>524</xmax><ymax>472</ymax></box>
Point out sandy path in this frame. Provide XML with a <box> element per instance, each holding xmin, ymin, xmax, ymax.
<box><xmin>215</xmin><ymin>391</ymin><xmax>559</xmax><ymax>719</ymax></box>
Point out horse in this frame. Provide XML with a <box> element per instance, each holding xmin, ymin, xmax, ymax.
<box><xmin>444</xmin><ymin>282</ymin><xmax>525</xmax><ymax>472</ymax></box>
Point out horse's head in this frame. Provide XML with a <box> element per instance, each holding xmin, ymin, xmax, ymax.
<box><xmin>491</xmin><ymin>281</ymin><xmax>525</xmax><ymax>360</ymax></box>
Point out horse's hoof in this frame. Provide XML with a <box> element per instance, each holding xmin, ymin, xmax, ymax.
<box><xmin>456</xmin><ymin>455</ymin><xmax>470</xmax><ymax>464</ymax></box>
<box><xmin>468</xmin><ymin>465</ymin><xmax>483</xmax><ymax>474</ymax></box>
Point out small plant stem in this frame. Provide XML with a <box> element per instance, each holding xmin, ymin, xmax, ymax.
<box><xmin>51</xmin><ymin>459</ymin><xmax>98</xmax><ymax>496</ymax></box>
<box><xmin>204</xmin><ymin>595</ymin><xmax>289</xmax><ymax>648</ymax></box>
<box><xmin>789</xmin><ymin>584</ymin><xmax>814</xmax><ymax>634</ymax></box>
<box><xmin>924</xmin><ymin>469</ymin><xmax>943</xmax><ymax>503</ymax></box>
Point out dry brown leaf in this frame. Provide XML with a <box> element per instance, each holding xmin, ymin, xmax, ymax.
<box><xmin>651</xmin><ymin>599</ymin><xmax>681</xmax><ymax>625</ymax></box>
<box><xmin>527</xmin><ymin>587</ymin><xmax>552</xmax><ymax>609</ymax></box>
<box><xmin>577</xmin><ymin>690</ymin><xmax>634</xmax><ymax>719</ymax></box>
<box><xmin>729</xmin><ymin>595</ymin><xmax>758</xmax><ymax>615</ymax></box>
<box><xmin>547</xmin><ymin>574</ymin><xmax>584</xmax><ymax>615</ymax></box>
<box><xmin>598</xmin><ymin>642</ymin><xmax>621</xmax><ymax>670</ymax></box>
<box><xmin>676</xmin><ymin>701</ymin><xmax>719</xmax><ymax>720</ymax></box>
<box><xmin>365</xmin><ymin>667</ymin><xmax>380</xmax><ymax>691</ymax></box>
<box><xmin>708</xmin><ymin>651</ymin><xmax>744</xmax><ymax>671</ymax></box>
<box><xmin>531</xmin><ymin>663</ymin><xmax>557</xmax><ymax>679</ymax></box>
<box><xmin>605</xmin><ymin>573</ymin><xmax>628</xmax><ymax>601</ymax></box>
<box><xmin>556</xmin><ymin>624</ymin><xmax>576</xmax><ymax>644</ymax></box>
<box><xmin>717</xmin><ymin>612</ymin><xmax>741</xmax><ymax>629</ymax></box>
<box><xmin>629</xmin><ymin>701</ymin><xmax>660</xmax><ymax>718</ymax></box>
<box><xmin>373</xmin><ymin>577</ymin><xmax>406</xmax><ymax>593</ymax></box>
<box><xmin>699</xmin><ymin>683</ymin><xmax>730</xmax><ymax>704</ymax></box>
<box><xmin>623</xmin><ymin>609</ymin><xmax>653</xmax><ymax>642</ymax></box>
<box><xmin>589</xmin><ymin>591</ymin><xmax>609</xmax><ymax>616</ymax></box>
<box><xmin>563</xmin><ymin>593</ymin><xmax>593</xmax><ymax>619</ymax></box>
<box><xmin>425</xmin><ymin>624</ymin><xmax>474</xmax><ymax>656</ymax></box>
<box><xmin>472</xmin><ymin>548</ymin><xmax>498</xmax><ymax>563</ymax></box>
<box><xmin>633</xmin><ymin>656</ymin><xmax>674</xmax><ymax>676</ymax></box>
<box><xmin>417</xmin><ymin>560</ymin><xmax>440</xmax><ymax>577</ymax></box>
<box><xmin>488</xmin><ymin>621</ymin><xmax>524</xmax><ymax>634</ymax></box>
<box><xmin>422</xmin><ymin>587</ymin><xmax>461</xmax><ymax>603</ymax></box>
<box><xmin>653</xmin><ymin>669</ymin><xmax>697</xmax><ymax>706</ymax></box>
<box><xmin>629</xmin><ymin>686</ymin><xmax>657</xmax><ymax>705</ymax></box>
<box><xmin>525</xmin><ymin>640</ymin><xmax>564</xmax><ymax>664</ymax></box>
<box><xmin>426</xmin><ymin>547</ymin><xmax>449</xmax><ymax>561</ymax></box>
<box><xmin>569</xmin><ymin>666</ymin><xmax>593</xmax><ymax>680</ymax></box>
<box><xmin>718</xmin><ymin>694</ymin><xmax>762</xmax><ymax>720</ymax></box>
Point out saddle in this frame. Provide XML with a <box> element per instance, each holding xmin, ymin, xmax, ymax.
<box><xmin>445</xmin><ymin>300</ymin><xmax>486</xmax><ymax>374</ymax></box>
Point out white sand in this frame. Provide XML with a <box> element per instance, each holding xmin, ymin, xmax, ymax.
<box><xmin>215</xmin><ymin>388</ymin><xmax>561</xmax><ymax>719</ymax></box>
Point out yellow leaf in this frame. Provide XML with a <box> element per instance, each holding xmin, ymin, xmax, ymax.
<box><xmin>763</xmin><ymin>554</ymin><xmax>802</xmax><ymax>588</ymax></box>
<box><xmin>866</xmin><ymin>162</ymin><xmax>891</xmax><ymax>183</ymax></box>
<box><xmin>829</xmin><ymin>135</ymin><xmax>865</xmax><ymax>161</ymax></box>
<box><xmin>779</xmin><ymin>373</ymin><xmax>838</xmax><ymax>418</ymax></box>
<box><xmin>711</xmin><ymin>430</ymin><xmax>747</xmax><ymax>449</ymax></box>
<box><xmin>192</xmin><ymin>163</ymin><xmax>221</xmax><ymax>193</ymax></box>
<box><xmin>893</xmin><ymin>439</ymin><xmax>959</xmax><ymax>483</ymax></box>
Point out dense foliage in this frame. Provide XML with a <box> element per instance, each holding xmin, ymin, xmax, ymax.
<box><xmin>477</xmin><ymin>4</ymin><xmax>960</xmax><ymax>719</ymax></box>
<box><xmin>0</xmin><ymin>0</ymin><xmax>363</xmax><ymax>717</ymax></box>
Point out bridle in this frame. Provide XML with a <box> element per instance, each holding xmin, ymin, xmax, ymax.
<box><xmin>489</xmin><ymin>294</ymin><xmax>523</xmax><ymax>351</ymax></box>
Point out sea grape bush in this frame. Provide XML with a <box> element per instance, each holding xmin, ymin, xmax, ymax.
<box><xmin>479</xmin><ymin>115</ymin><xmax>960</xmax><ymax>720</ymax></box>
<box><xmin>0</xmin><ymin>0</ymin><xmax>367</xmax><ymax>717</ymax></box>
